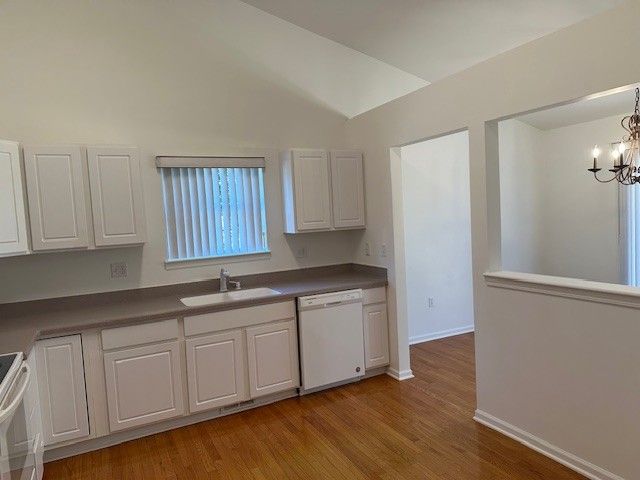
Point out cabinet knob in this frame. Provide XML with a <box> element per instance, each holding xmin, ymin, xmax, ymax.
<box><xmin>355</xmin><ymin>367</ymin><xmax>361</xmax><ymax>373</ymax></box>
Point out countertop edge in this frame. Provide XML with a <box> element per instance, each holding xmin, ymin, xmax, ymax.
<box><xmin>8</xmin><ymin>275</ymin><xmax>388</xmax><ymax>356</ymax></box>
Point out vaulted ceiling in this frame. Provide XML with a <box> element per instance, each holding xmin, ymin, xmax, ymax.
<box><xmin>241</xmin><ymin>0</ymin><xmax>623</xmax><ymax>82</ymax></box>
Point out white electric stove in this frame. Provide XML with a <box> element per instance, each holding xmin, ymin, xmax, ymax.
<box><xmin>0</xmin><ymin>351</ymin><xmax>43</xmax><ymax>480</ymax></box>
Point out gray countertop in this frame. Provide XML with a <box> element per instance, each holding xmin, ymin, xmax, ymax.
<box><xmin>0</xmin><ymin>264</ymin><xmax>386</xmax><ymax>355</ymax></box>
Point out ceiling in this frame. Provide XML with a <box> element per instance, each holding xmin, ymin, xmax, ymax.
<box><xmin>176</xmin><ymin>0</ymin><xmax>430</xmax><ymax>119</ymax></box>
<box><xmin>240</xmin><ymin>0</ymin><xmax>623</xmax><ymax>82</ymax></box>
<box><xmin>517</xmin><ymin>87</ymin><xmax>638</xmax><ymax>130</ymax></box>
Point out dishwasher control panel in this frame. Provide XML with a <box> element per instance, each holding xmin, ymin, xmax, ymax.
<box><xmin>298</xmin><ymin>289</ymin><xmax>362</xmax><ymax>309</ymax></box>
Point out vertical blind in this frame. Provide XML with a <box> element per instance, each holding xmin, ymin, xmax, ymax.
<box><xmin>160</xmin><ymin>167</ymin><xmax>268</xmax><ymax>261</ymax></box>
<box><xmin>621</xmin><ymin>184</ymin><xmax>640</xmax><ymax>286</ymax></box>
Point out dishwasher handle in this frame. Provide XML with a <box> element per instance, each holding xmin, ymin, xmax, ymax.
<box><xmin>323</xmin><ymin>300</ymin><xmax>345</xmax><ymax>307</ymax></box>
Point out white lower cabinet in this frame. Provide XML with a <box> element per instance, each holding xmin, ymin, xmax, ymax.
<box><xmin>363</xmin><ymin>303</ymin><xmax>390</xmax><ymax>369</ymax></box>
<box><xmin>185</xmin><ymin>330</ymin><xmax>248</xmax><ymax>413</ymax></box>
<box><xmin>246</xmin><ymin>319</ymin><xmax>300</xmax><ymax>398</ymax></box>
<box><xmin>31</xmin><ymin>293</ymin><xmax>386</xmax><ymax>452</ymax></box>
<box><xmin>35</xmin><ymin>335</ymin><xmax>90</xmax><ymax>446</ymax></box>
<box><xmin>103</xmin><ymin>341</ymin><xmax>184</xmax><ymax>432</ymax></box>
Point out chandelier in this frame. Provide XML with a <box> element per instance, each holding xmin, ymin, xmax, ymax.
<box><xmin>588</xmin><ymin>87</ymin><xmax>640</xmax><ymax>185</ymax></box>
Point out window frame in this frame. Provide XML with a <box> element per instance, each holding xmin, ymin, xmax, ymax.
<box><xmin>156</xmin><ymin>154</ymin><xmax>273</xmax><ymax>269</ymax></box>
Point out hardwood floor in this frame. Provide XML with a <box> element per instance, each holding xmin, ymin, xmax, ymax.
<box><xmin>44</xmin><ymin>333</ymin><xmax>585</xmax><ymax>479</ymax></box>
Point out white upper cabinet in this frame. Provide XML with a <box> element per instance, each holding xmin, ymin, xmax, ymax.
<box><xmin>281</xmin><ymin>149</ymin><xmax>332</xmax><ymax>233</ymax></box>
<box><xmin>23</xmin><ymin>145</ymin><xmax>89</xmax><ymax>251</ymax></box>
<box><xmin>0</xmin><ymin>140</ymin><xmax>29</xmax><ymax>257</ymax></box>
<box><xmin>87</xmin><ymin>146</ymin><xmax>145</xmax><ymax>247</ymax></box>
<box><xmin>330</xmin><ymin>150</ymin><xmax>365</xmax><ymax>229</ymax></box>
<box><xmin>281</xmin><ymin>148</ymin><xmax>365</xmax><ymax>233</ymax></box>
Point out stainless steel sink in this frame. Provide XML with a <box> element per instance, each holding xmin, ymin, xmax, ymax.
<box><xmin>180</xmin><ymin>287</ymin><xmax>282</xmax><ymax>307</ymax></box>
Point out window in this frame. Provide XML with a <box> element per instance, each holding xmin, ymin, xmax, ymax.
<box><xmin>157</xmin><ymin>156</ymin><xmax>269</xmax><ymax>262</ymax></box>
<box><xmin>621</xmin><ymin>184</ymin><xmax>640</xmax><ymax>286</ymax></box>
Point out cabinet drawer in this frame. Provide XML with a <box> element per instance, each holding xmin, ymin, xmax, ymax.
<box><xmin>101</xmin><ymin>319</ymin><xmax>179</xmax><ymax>350</ymax></box>
<box><xmin>362</xmin><ymin>287</ymin><xmax>386</xmax><ymax>305</ymax></box>
<box><xmin>184</xmin><ymin>301</ymin><xmax>295</xmax><ymax>337</ymax></box>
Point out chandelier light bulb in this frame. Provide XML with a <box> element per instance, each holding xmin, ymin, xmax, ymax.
<box><xmin>619</xmin><ymin>142</ymin><xmax>626</xmax><ymax>154</ymax></box>
<box><xmin>592</xmin><ymin>145</ymin><xmax>601</xmax><ymax>158</ymax></box>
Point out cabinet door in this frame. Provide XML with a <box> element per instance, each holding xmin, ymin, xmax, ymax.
<box><xmin>363</xmin><ymin>303</ymin><xmax>390</xmax><ymax>369</ymax></box>
<box><xmin>246</xmin><ymin>319</ymin><xmax>299</xmax><ymax>398</ymax></box>
<box><xmin>23</xmin><ymin>146</ymin><xmax>89</xmax><ymax>251</ymax></box>
<box><xmin>330</xmin><ymin>150</ymin><xmax>365</xmax><ymax>229</ymax></box>
<box><xmin>0</xmin><ymin>140</ymin><xmax>29</xmax><ymax>256</ymax></box>
<box><xmin>87</xmin><ymin>146</ymin><xmax>146</xmax><ymax>247</ymax></box>
<box><xmin>292</xmin><ymin>149</ymin><xmax>332</xmax><ymax>231</ymax></box>
<box><xmin>103</xmin><ymin>341</ymin><xmax>184</xmax><ymax>432</ymax></box>
<box><xmin>186</xmin><ymin>330</ymin><xmax>248</xmax><ymax>413</ymax></box>
<box><xmin>35</xmin><ymin>335</ymin><xmax>90</xmax><ymax>446</ymax></box>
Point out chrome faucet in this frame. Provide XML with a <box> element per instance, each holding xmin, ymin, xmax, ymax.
<box><xmin>219</xmin><ymin>268</ymin><xmax>240</xmax><ymax>292</ymax></box>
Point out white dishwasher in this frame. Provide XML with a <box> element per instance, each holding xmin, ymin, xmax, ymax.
<box><xmin>298</xmin><ymin>289</ymin><xmax>365</xmax><ymax>393</ymax></box>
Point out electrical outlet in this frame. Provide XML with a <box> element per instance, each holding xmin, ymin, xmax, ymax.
<box><xmin>364</xmin><ymin>241</ymin><xmax>371</xmax><ymax>256</ymax></box>
<box><xmin>110</xmin><ymin>262</ymin><xmax>128</xmax><ymax>279</ymax></box>
<box><xmin>295</xmin><ymin>246</ymin><xmax>307</xmax><ymax>258</ymax></box>
<box><xmin>379</xmin><ymin>243</ymin><xmax>387</xmax><ymax>257</ymax></box>
<box><xmin>428</xmin><ymin>297</ymin><xmax>435</xmax><ymax>308</ymax></box>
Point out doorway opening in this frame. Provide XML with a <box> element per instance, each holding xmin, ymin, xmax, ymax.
<box><xmin>394</xmin><ymin>130</ymin><xmax>474</xmax><ymax>347</ymax></box>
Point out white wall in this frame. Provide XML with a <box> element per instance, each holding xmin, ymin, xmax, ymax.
<box><xmin>400</xmin><ymin>132</ymin><xmax>474</xmax><ymax>343</ymax></box>
<box><xmin>0</xmin><ymin>0</ymin><xmax>369</xmax><ymax>303</ymax></box>
<box><xmin>498</xmin><ymin>119</ymin><xmax>543</xmax><ymax>273</ymax></box>
<box><xmin>346</xmin><ymin>2</ymin><xmax>640</xmax><ymax>477</ymax></box>
<box><xmin>538</xmin><ymin>115</ymin><xmax>621</xmax><ymax>283</ymax></box>
<box><xmin>499</xmin><ymin>116</ymin><xmax>622</xmax><ymax>284</ymax></box>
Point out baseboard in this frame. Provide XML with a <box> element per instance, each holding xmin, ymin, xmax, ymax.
<box><xmin>363</xmin><ymin>366</ymin><xmax>388</xmax><ymax>379</ymax></box>
<box><xmin>44</xmin><ymin>390</ymin><xmax>298</xmax><ymax>463</ymax></box>
<box><xmin>409</xmin><ymin>325</ymin><xmax>474</xmax><ymax>345</ymax></box>
<box><xmin>386</xmin><ymin>367</ymin><xmax>414</xmax><ymax>381</ymax></box>
<box><xmin>474</xmin><ymin>410</ymin><xmax>624</xmax><ymax>480</ymax></box>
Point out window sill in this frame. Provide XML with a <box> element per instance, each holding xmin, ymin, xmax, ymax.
<box><xmin>484</xmin><ymin>271</ymin><xmax>640</xmax><ymax>309</ymax></box>
<box><xmin>165</xmin><ymin>251</ymin><xmax>271</xmax><ymax>270</ymax></box>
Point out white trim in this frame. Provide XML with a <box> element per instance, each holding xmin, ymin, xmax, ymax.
<box><xmin>484</xmin><ymin>271</ymin><xmax>640</xmax><ymax>309</ymax></box>
<box><xmin>474</xmin><ymin>410</ymin><xmax>625</xmax><ymax>480</ymax></box>
<box><xmin>164</xmin><ymin>251</ymin><xmax>271</xmax><ymax>270</ymax></box>
<box><xmin>156</xmin><ymin>156</ymin><xmax>265</xmax><ymax>168</ymax></box>
<box><xmin>386</xmin><ymin>368</ymin><xmax>414</xmax><ymax>381</ymax></box>
<box><xmin>388</xmin><ymin>147</ymin><xmax>413</xmax><ymax>380</ymax></box>
<box><xmin>409</xmin><ymin>325</ymin><xmax>474</xmax><ymax>345</ymax></box>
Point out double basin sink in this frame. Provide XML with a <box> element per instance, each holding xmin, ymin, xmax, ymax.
<box><xmin>180</xmin><ymin>287</ymin><xmax>282</xmax><ymax>307</ymax></box>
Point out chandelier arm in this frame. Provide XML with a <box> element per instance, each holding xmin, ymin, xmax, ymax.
<box><xmin>587</xmin><ymin>87</ymin><xmax>640</xmax><ymax>186</ymax></box>
<box><xmin>592</xmin><ymin>171</ymin><xmax>619</xmax><ymax>183</ymax></box>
